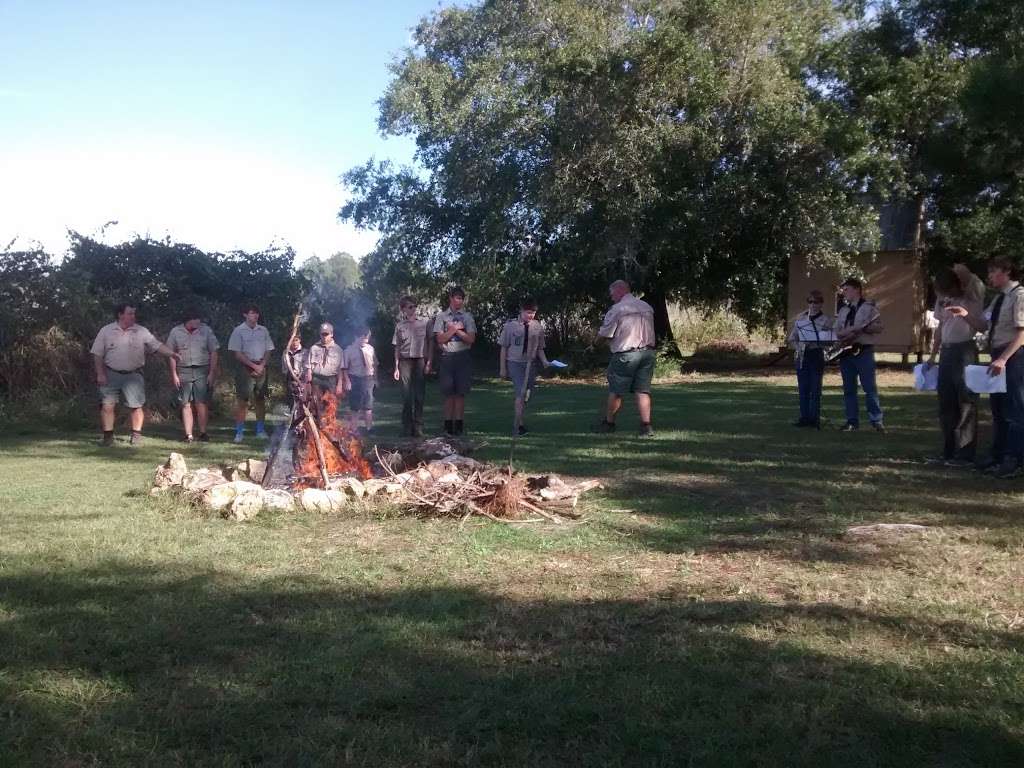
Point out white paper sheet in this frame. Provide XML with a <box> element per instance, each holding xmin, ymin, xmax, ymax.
<box><xmin>965</xmin><ymin>364</ymin><xmax>1007</xmax><ymax>394</ymax></box>
<box><xmin>913</xmin><ymin>363</ymin><xmax>939</xmax><ymax>391</ymax></box>
<box><xmin>548</xmin><ymin>359</ymin><xmax>568</xmax><ymax>369</ymax></box>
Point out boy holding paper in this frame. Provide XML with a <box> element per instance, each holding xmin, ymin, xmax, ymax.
<box><xmin>499</xmin><ymin>298</ymin><xmax>551</xmax><ymax>436</ymax></box>
<box><xmin>787</xmin><ymin>289</ymin><xmax>833</xmax><ymax>428</ymax></box>
<box><xmin>923</xmin><ymin>264</ymin><xmax>985</xmax><ymax>465</ymax></box>
<box><xmin>979</xmin><ymin>257</ymin><xmax>1024</xmax><ymax>477</ymax></box>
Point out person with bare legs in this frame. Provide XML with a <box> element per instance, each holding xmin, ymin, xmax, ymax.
<box><xmin>344</xmin><ymin>325</ymin><xmax>378</xmax><ymax>434</ymax></box>
<box><xmin>166</xmin><ymin>308</ymin><xmax>219</xmax><ymax>443</ymax></box>
<box><xmin>432</xmin><ymin>286</ymin><xmax>477</xmax><ymax>436</ymax></box>
<box><xmin>91</xmin><ymin>302</ymin><xmax>180</xmax><ymax>446</ymax></box>
<box><xmin>593</xmin><ymin>280</ymin><xmax>656</xmax><ymax>437</ymax></box>
<box><xmin>227</xmin><ymin>304</ymin><xmax>275</xmax><ymax>443</ymax></box>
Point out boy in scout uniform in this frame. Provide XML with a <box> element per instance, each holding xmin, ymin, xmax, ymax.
<box><xmin>979</xmin><ymin>257</ymin><xmax>1024</xmax><ymax>477</ymax></box>
<box><xmin>282</xmin><ymin>334</ymin><xmax>310</xmax><ymax>405</ymax></box>
<box><xmin>344</xmin><ymin>325</ymin><xmax>378</xmax><ymax>434</ymax></box>
<box><xmin>594</xmin><ymin>280</ymin><xmax>656</xmax><ymax>437</ymax></box>
<box><xmin>432</xmin><ymin>286</ymin><xmax>477</xmax><ymax>436</ymax></box>
<box><xmin>227</xmin><ymin>304</ymin><xmax>275</xmax><ymax>443</ymax></box>
<box><xmin>305</xmin><ymin>322</ymin><xmax>346</xmax><ymax>398</ymax></box>
<box><xmin>835</xmin><ymin>277</ymin><xmax>885</xmax><ymax>432</ymax></box>
<box><xmin>499</xmin><ymin>298</ymin><xmax>551</xmax><ymax>436</ymax></box>
<box><xmin>392</xmin><ymin>296</ymin><xmax>432</xmax><ymax>437</ymax></box>
<box><xmin>90</xmin><ymin>303</ymin><xmax>180</xmax><ymax>446</ymax></box>
<box><xmin>166</xmin><ymin>308</ymin><xmax>219</xmax><ymax>443</ymax></box>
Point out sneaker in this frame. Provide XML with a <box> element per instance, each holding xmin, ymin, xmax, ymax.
<box><xmin>183</xmin><ymin>435</ymin><xmax>194</xmax><ymax>444</ymax></box>
<box><xmin>517</xmin><ymin>425</ymin><xmax>528</xmax><ymax>436</ymax></box>
<box><xmin>128</xmin><ymin>432</ymin><xmax>143</xmax><ymax>447</ymax></box>
<box><xmin>593</xmin><ymin>419</ymin><xmax>617</xmax><ymax>434</ymax></box>
<box><xmin>255</xmin><ymin>429</ymin><xmax>269</xmax><ymax>440</ymax></box>
<box><xmin>637</xmin><ymin>424</ymin><xmax>655</xmax><ymax>438</ymax></box>
<box><xmin>98</xmin><ymin>433</ymin><xmax>114</xmax><ymax>447</ymax></box>
<box><xmin>944</xmin><ymin>458</ymin><xmax>975</xmax><ymax>468</ymax></box>
<box><xmin>198</xmin><ymin>433</ymin><xmax>210</xmax><ymax>443</ymax></box>
<box><xmin>233</xmin><ymin>431</ymin><xmax>244</xmax><ymax>444</ymax></box>
<box><xmin>871</xmin><ymin>422</ymin><xmax>886</xmax><ymax>434</ymax></box>
<box><xmin>923</xmin><ymin>456</ymin><xmax>951</xmax><ymax>466</ymax></box>
<box><xmin>995</xmin><ymin>461</ymin><xmax>1023</xmax><ymax>480</ymax></box>
<box><xmin>838</xmin><ymin>422</ymin><xmax>859</xmax><ymax>432</ymax></box>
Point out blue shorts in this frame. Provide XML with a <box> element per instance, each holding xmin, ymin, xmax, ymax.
<box><xmin>507</xmin><ymin>359</ymin><xmax>538</xmax><ymax>399</ymax></box>
<box><xmin>348</xmin><ymin>375</ymin><xmax>374</xmax><ymax>411</ymax></box>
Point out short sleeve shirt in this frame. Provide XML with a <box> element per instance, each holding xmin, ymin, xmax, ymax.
<box><xmin>227</xmin><ymin>322</ymin><xmax>275</xmax><ymax>362</ymax></box>
<box><xmin>987</xmin><ymin>282</ymin><xmax>1024</xmax><ymax>349</ymax></box>
<box><xmin>432</xmin><ymin>309</ymin><xmax>477</xmax><ymax>354</ymax></box>
<box><xmin>598</xmin><ymin>294</ymin><xmax>655</xmax><ymax>353</ymax></box>
<box><xmin>306</xmin><ymin>341</ymin><xmax>345</xmax><ymax>377</ymax></box>
<box><xmin>835</xmin><ymin>300</ymin><xmax>882</xmax><ymax>341</ymax></box>
<box><xmin>499</xmin><ymin>319</ymin><xmax>546</xmax><ymax>363</ymax></box>
<box><xmin>344</xmin><ymin>342</ymin><xmax>377</xmax><ymax>377</ymax></box>
<box><xmin>166</xmin><ymin>323</ymin><xmax>219</xmax><ymax>366</ymax></box>
<box><xmin>393</xmin><ymin>318</ymin><xmax>429</xmax><ymax>358</ymax></box>
<box><xmin>90</xmin><ymin>322</ymin><xmax>161</xmax><ymax>370</ymax></box>
<box><xmin>282</xmin><ymin>348</ymin><xmax>309</xmax><ymax>377</ymax></box>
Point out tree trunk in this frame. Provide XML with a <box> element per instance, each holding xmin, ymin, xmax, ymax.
<box><xmin>645</xmin><ymin>287</ymin><xmax>680</xmax><ymax>357</ymax></box>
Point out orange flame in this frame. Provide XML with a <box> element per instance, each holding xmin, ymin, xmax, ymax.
<box><xmin>293</xmin><ymin>390</ymin><xmax>372</xmax><ymax>488</ymax></box>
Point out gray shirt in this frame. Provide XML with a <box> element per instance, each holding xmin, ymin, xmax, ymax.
<box><xmin>90</xmin><ymin>323</ymin><xmax>161</xmax><ymax>371</ymax></box>
<box><xmin>432</xmin><ymin>309</ymin><xmax>477</xmax><ymax>355</ymax></box>
<box><xmin>227</xmin><ymin>322</ymin><xmax>275</xmax><ymax>362</ymax></box>
<box><xmin>166</xmin><ymin>323</ymin><xmax>219</xmax><ymax>367</ymax></box>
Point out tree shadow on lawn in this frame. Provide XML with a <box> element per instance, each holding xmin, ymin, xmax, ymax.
<box><xmin>1</xmin><ymin>562</ymin><xmax>1021</xmax><ymax>767</ymax></box>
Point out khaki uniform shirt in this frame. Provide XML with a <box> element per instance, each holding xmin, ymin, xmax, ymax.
<box><xmin>90</xmin><ymin>322</ymin><xmax>161</xmax><ymax>371</ymax></box>
<box><xmin>306</xmin><ymin>341</ymin><xmax>345</xmax><ymax>377</ymax></box>
<box><xmin>392</xmin><ymin>318</ymin><xmax>429</xmax><ymax>358</ymax></box>
<box><xmin>166</xmin><ymin>323</ymin><xmax>219</xmax><ymax>366</ymax></box>
<box><xmin>344</xmin><ymin>341</ymin><xmax>377</xmax><ymax>377</ymax></box>
<box><xmin>432</xmin><ymin>309</ymin><xmax>477</xmax><ymax>354</ymax></box>
<box><xmin>986</xmin><ymin>281</ymin><xmax>1024</xmax><ymax>350</ymax></box>
<box><xmin>598</xmin><ymin>294</ymin><xmax>655</xmax><ymax>353</ymax></box>
<box><xmin>227</xmin><ymin>322</ymin><xmax>275</xmax><ymax>362</ymax></box>
<box><xmin>281</xmin><ymin>348</ymin><xmax>309</xmax><ymax>378</ymax></box>
<box><xmin>835</xmin><ymin>300</ymin><xmax>882</xmax><ymax>343</ymax></box>
<box><xmin>499</xmin><ymin>318</ymin><xmax>546</xmax><ymax>363</ymax></box>
<box><xmin>936</xmin><ymin>273</ymin><xmax>985</xmax><ymax>346</ymax></box>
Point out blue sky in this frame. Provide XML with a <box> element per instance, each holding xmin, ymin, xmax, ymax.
<box><xmin>0</xmin><ymin>0</ymin><xmax>445</xmax><ymax>261</ymax></box>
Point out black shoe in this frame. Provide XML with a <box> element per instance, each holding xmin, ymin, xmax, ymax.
<box><xmin>593</xmin><ymin>419</ymin><xmax>617</xmax><ymax>434</ymax></box>
<box><xmin>517</xmin><ymin>425</ymin><xmax>528</xmax><ymax>436</ymax></box>
<box><xmin>198</xmin><ymin>432</ymin><xmax>210</xmax><ymax>442</ymax></box>
<box><xmin>183</xmin><ymin>435</ymin><xmax>195</xmax><ymax>444</ymax></box>
<box><xmin>838</xmin><ymin>423</ymin><xmax>859</xmax><ymax>432</ymax></box>
<box><xmin>128</xmin><ymin>431</ymin><xmax>143</xmax><ymax>447</ymax></box>
<box><xmin>995</xmin><ymin>460</ymin><xmax>1023</xmax><ymax>479</ymax></box>
<box><xmin>923</xmin><ymin>455</ymin><xmax>951</xmax><ymax>466</ymax></box>
<box><xmin>99</xmin><ymin>433</ymin><xmax>114</xmax><ymax>447</ymax></box>
<box><xmin>454</xmin><ymin>420</ymin><xmax>464</xmax><ymax>436</ymax></box>
<box><xmin>637</xmin><ymin>423</ymin><xmax>655</xmax><ymax>438</ymax></box>
<box><xmin>976</xmin><ymin>459</ymin><xmax>1002</xmax><ymax>474</ymax></box>
<box><xmin>443</xmin><ymin>420</ymin><xmax>454</xmax><ymax>436</ymax></box>
<box><xmin>944</xmin><ymin>458</ymin><xmax>975</xmax><ymax>468</ymax></box>
<box><xmin>871</xmin><ymin>422</ymin><xmax>886</xmax><ymax>434</ymax></box>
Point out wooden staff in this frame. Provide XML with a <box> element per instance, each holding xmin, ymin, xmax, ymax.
<box><xmin>302</xmin><ymin>403</ymin><xmax>330</xmax><ymax>489</ymax></box>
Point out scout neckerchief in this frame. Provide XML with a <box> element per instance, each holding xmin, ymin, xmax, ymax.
<box><xmin>844</xmin><ymin>299</ymin><xmax>864</xmax><ymax>328</ymax></box>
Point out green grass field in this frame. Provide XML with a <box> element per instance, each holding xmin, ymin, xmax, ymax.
<box><xmin>2</xmin><ymin>371</ymin><xmax>1023</xmax><ymax>766</ymax></box>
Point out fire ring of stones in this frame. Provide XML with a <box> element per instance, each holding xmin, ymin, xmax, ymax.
<box><xmin>151</xmin><ymin>436</ymin><xmax>602</xmax><ymax>525</ymax></box>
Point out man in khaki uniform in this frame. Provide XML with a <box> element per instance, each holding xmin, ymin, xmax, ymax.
<box><xmin>91</xmin><ymin>303</ymin><xmax>180</xmax><ymax>446</ymax></box>
<box><xmin>979</xmin><ymin>257</ymin><xmax>1024</xmax><ymax>477</ymax></box>
<box><xmin>392</xmin><ymin>296</ymin><xmax>432</xmax><ymax>437</ymax></box>
<box><xmin>166</xmin><ymin>309</ymin><xmax>219</xmax><ymax>443</ymax></box>
<box><xmin>227</xmin><ymin>304</ymin><xmax>275</xmax><ymax>443</ymax></box>
<box><xmin>305</xmin><ymin>323</ymin><xmax>346</xmax><ymax>398</ymax></box>
<box><xmin>595</xmin><ymin>280</ymin><xmax>656</xmax><ymax>437</ymax></box>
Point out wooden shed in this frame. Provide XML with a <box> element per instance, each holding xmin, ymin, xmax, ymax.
<box><xmin>787</xmin><ymin>203</ymin><xmax>927</xmax><ymax>359</ymax></box>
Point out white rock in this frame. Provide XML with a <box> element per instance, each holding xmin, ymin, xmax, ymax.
<box><xmin>435</xmin><ymin>472</ymin><xmax>462</xmax><ymax>484</ymax></box>
<box><xmin>227</xmin><ymin>489</ymin><xmax>264</xmax><ymax>521</ymax></box>
<box><xmin>325</xmin><ymin>490</ymin><xmax>348</xmax><ymax>510</ymax></box>
<box><xmin>182</xmin><ymin>467</ymin><xmax>229</xmax><ymax>493</ymax></box>
<box><xmin>383</xmin><ymin>483</ymin><xmax>405</xmax><ymax>495</ymax></box>
<box><xmin>247</xmin><ymin>459</ymin><xmax>267</xmax><ymax>484</ymax></box>
<box><xmin>362</xmin><ymin>479</ymin><xmax>386</xmax><ymax>496</ymax></box>
<box><xmin>426</xmin><ymin>461</ymin><xmax>456</xmax><ymax>479</ymax></box>
<box><xmin>446</xmin><ymin>454</ymin><xmax>482</xmax><ymax>470</ymax></box>
<box><xmin>328</xmin><ymin>477</ymin><xmax>366</xmax><ymax>499</ymax></box>
<box><xmin>300</xmin><ymin>488</ymin><xmax>346</xmax><ymax>513</ymax></box>
<box><xmin>203</xmin><ymin>484</ymin><xmax>238</xmax><ymax>511</ymax></box>
<box><xmin>262</xmin><ymin>489</ymin><xmax>295</xmax><ymax>512</ymax></box>
<box><xmin>154</xmin><ymin>452</ymin><xmax>188</xmax><ymax>489</ymax></box>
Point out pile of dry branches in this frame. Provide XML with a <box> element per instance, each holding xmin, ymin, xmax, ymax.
<box><xmin>374</xmin><ymin>447</ymin><xmax>600</xmax><ymax>526</ymax></box>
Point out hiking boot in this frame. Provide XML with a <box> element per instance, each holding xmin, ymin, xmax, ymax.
<box><xmin>995</xmin><ymin>460</ymin><xmax>1023</xmax><ymax>480</ymax></box>
<box><xmin>871</xmin><ymin>422</ymin><xmax>886</xmax><ymax>434</ymax></box>
<box><xmin>593</xmin><ymin>419</ymin><xmax>617</xmax><ymax>434</ymax></box>
<box><xmin>128</xmin><ymin>432</ymin><xmax>143</xmax><ymax>447</ymax></box>
<box><xmin>198</xmin><ymin>433</ymin><xmax>210</xmax><ymax>442</ymax></box>
<box><xmin>838</xmin><ymin>422</ymin><xmax>859</xmax><ymax>432</ymax></box>
<box><xmin>637</xmin><ymin>423</ymin><xmax>655</xmax><ymax>438</ymax></box>
<box><xmin>99</xmin><ymin>433</ymin><xmax>114</xmax><ymax>447</ymax></box>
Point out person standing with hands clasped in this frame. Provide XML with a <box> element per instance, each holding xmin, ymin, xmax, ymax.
<box><xmin>978</xmin><ymin>257</ymin><xmax>1024</xmax><ymax>478</ymax></box>
<box><xmin>227</xmin><ymin>304</ymin><xmax>275</xmax><ymax>443</ymax></box>
<box><xmin>345</xmin><ymin>325</ymin><xmax>378</xmax><ymax>434</ymax></box>
<box><xmin>499</xmin><ymin>298</ymin><xmax>551</xmax><ymax>436</ymax></box>
<box><xmin>166</xmin><ymin>308</ymin><xmax>219</xmax><ymax>443</ymax></box>
<box><xmin>306</xmin><ymin>323</ymin><xmax>346</xmax><ymax>399</ymax></box>
<box><xmin>432</xmin><ymin>287</ymin><xmax>477</xmax><ymax>436</ymax></box>
<box><xmin>923</xmin><ymin>264</ymin><xmax>986</xmax><ymax>466</ymax></box>
<box><xmin>787</xmin><ymin>289</ymin><xmax>832</xmax><ymax>428</ymax></box>
<box><xmin>393</xmin><ymin>296</ymin><xmax>431</xmax><ymax>437</ymax></box>
<box><xmin>835</xmin><ymin>277</ymin><xmax>885</xmax><ymax>433</ymax></box>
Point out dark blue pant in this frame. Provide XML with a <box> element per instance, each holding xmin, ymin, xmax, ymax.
<box><xmin>840</xmin><ymin>347</ymin><xmax>883</xmax><ymax>426</ymax></box>
<box><xmin>937</xmin><ymin>342</ymin><xmax>977</xmax><ymax>460</ymax></box>
<box><xmin>796</xmin><ymin>349</ymin><xmax>825</xmax><ymax>424</ymax></box>
<box><xmin>989</xmin><ymin>347</ymin><xmax>1024</xmax><ymax>464</ymax></box>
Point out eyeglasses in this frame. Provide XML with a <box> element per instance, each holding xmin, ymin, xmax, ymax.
<box><xmin>807</xmin><ymin>300</ymin><xmax>823</xmax><ymax>304</ymax></box>
<box><xmin>320</xmin><ymin>331</ymin><xmax>331</xmax><ymax>336</ymax></box>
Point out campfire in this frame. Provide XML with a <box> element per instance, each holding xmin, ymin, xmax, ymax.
<box><xmin>152</xmin><ymin>391</ymin><xmax>601</xmax><ymax>524</ymax></box>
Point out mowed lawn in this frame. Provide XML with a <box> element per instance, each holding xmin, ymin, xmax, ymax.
<box><xmin>1</xmin><ymin>370</ymin><xmax>1023</xmax><ymax>767</ymax></box>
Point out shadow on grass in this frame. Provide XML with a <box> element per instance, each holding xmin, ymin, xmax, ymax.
<box><xmin>1</xmin><ymin>562</ymin><xmax>1021</xmax><ymax>767</ymax></box>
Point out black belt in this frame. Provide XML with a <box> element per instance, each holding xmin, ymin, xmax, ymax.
<box><xmin>618</xmin><ymin>346</ymin><xmax>656</xmax><ymax>353</ymax></box>
<box><xmin>180</xmin><ymin>364</ymin><xmax>209</xmax><ymax>368</ymax></box>
<box><xmin>106</xmin><ymin>366</ymin><xmax>141</xmax><ymax>375</ymax></box>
